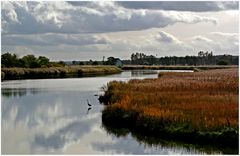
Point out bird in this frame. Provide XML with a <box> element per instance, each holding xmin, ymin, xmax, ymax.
<box><xmin>86</xmin><ymin>107</ymin><xmax>92</xmax><ymax>114</ymax></box>
<box><xmin>87</xmin><ymin>99</ymin><xmax>92</xmax><ymax>107</ymax></box>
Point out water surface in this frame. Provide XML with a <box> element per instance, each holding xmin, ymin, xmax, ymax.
<box><xmin>2</xmin><ymin>70</ymin><xmax>221</xmax><ymax>154</ymax></box>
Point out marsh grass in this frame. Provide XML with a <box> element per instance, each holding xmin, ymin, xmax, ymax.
<box><xmin>1</xmin><ymin>65</ymin><xmax>122</xmax><ymax>80</ymax></box>
<box><xmin>101</xmin><ymin>68</ymin><xmax>239</xmax><ymax>148</ymax></box>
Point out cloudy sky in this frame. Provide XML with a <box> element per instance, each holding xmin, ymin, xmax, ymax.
<box><xmin>1</xmin><ymin>1</ymin><xmax>239</xmax><ymax>61</ymax></box>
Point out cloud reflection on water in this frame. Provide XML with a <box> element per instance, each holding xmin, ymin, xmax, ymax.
<box><xmin>2</xmin><ymin>71</ymin><xmax>212</xmax><ymax>154</ymax></box>
<box><xmin>2</xmin><ymin>86</ymin><xmax>105</xmax><ymax>154</ymax></box>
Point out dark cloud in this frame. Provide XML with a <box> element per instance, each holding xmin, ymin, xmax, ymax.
<box><xmin>116</xmin><ymin>1</ymin><xmax>239</xmax><ymax>12</ymax></box>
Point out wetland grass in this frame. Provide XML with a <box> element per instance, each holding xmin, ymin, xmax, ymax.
<box><xmin>1</xmin><ymin>65</ymin><xmax>122</xmax><ymax>80</ymax></box>
<box><xmin>100</xmin><ymin>68</ymin><xmax>239</xmax><ymax>150</ymax></box>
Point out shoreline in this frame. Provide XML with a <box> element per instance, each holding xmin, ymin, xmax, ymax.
<box><xmin>122</xmin><ymin>65</ymin><xmax>237</xmax><ymax>71</ymax></box>
<box><xmin>102</xmin><ymin>107</ymin><xmax>238</xmax><ymax>150</ymax></box>
<box><xmin>102</xmin><ymin>118</ymin><xmax>238</xmax><ymax>154</ymax></box>
<box><xmin>1</xmin><ymin>65</ymin><xmax>122</xmax><ymax>80</ymax></box>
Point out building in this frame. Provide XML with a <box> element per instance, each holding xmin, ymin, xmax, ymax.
<box><xmin>115</xmin><ymin>58</ymin><xmax>123</xmax><ymax>67</ymax></box>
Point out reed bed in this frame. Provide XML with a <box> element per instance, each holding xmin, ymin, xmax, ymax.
<box><xmin>1</xmin><ymin>65</ymin><xmax>122</xmax><ymax>80</ymax></box>
<box><xmin>101</xmin><ymin>68</ymin><xmax>238</xmax><ymax>148</ymax></box>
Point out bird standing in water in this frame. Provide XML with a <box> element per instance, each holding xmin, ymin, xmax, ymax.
<box><xmin>86</xmin><ymin>107</ymin><xmax>92</xmax><ymax>114</ymax></box>
<box><xmin>87</xmin><ymin>99</ymin><xmax>92</xmax><ymax>107</ymax></box>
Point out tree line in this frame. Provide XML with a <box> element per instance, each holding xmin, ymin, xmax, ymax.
<box><xmin>72</xmin><ymin>57</ymin><xmax>121</xmax><ymax>66</ymax></box>
<box><xmin>1</xmin><ymin>53</ymin><xmax>65</xmax><ymax>68</ymax></box>
<box><xmin>127</xmin><ymin>51</ymin><xmax>238</xmax><ymax>65</ymax></box>
<box><xmin>2</xmin><ymin>51</ymin><xmax>238</xmax><ymax>68</ymax></box>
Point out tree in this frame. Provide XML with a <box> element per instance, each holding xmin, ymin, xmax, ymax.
<box><xmin>106</xmin><ymin>57</ymin><xmax>116</xmax><ymax>65</ymax></box>
<box><xmin>1</xmin><ymin>53</ymin><xmax>19</xmax><ymax>67</ymax></box>
<box><xmin>217</xmin><ymin>60</ymin><xmax>228</xmax><ymax>65</ymax></box>
<box><xmin>92</xmin><ymin>61</ymin><xmax>99</xmax><ymax>65</ymax></box>
<box><xmin>72</xmin><ymin>60</ymin><xmax>77</xmax><ymax>65</ymax></box>
<box><xmin>22</xmin><ymin>55</ymin><xmax>40</xmax><ymax>68</ymax></box>
<box><xmin>79</xmin><ymin>62</ymin><xmax>84</xmax><ymax>65</ymax></box>
<box><xmin>38</xmin><ymin>56</ymin><xmax>49</xmax><ymax>67</ymax></box>
<box><xmin>58</xmin><ymin>61</ymin><xmax>65</xmax><ymax>66</ymax></box>
<box><xmin>198</xmin><ymin>51</ymin><xmax>204</xmax><ymax>57</ymax></box>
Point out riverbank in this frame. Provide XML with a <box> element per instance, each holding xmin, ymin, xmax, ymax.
<box><xmin>100</xmin><ymin>68</ymin><xmax>238</xmax><ymax>151</ymax></box>
<box><xmin>122</xmin><ymin>65</ymin><xmax>236</xmax><ymax>71</ymax></box>
<box><xmin>1</xmin><ymin>65</ymin><xmax>122</xmax><ymax>80</ymax></box>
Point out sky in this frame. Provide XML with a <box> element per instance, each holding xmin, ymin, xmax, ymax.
<box><xmin>1</xmin><ymin>1</ymin><xmax>239</xmax><ymax>61</ymax></box>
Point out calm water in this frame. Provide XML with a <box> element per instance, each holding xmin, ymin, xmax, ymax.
<box><xmin>2</xmin><ymin>70</ymin><xmax>221</xmax><ymax>154</ymax></box>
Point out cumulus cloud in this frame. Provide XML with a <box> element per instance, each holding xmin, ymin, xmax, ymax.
<box><xmin>210</xmin><ymin>32</ymin><xmax>239</xmax><ymax>52</ymax></box>
<box><xmin>2</xmin><ymin>1</ymin><xmax>217</xmax><ymax>35</ymax></box>
<box><xmin>1</xmin><ymin>1</ymin><xmax>238</xmax><ymax>60</ymax></box>
<box><xmin>192</xmin><ymin>36</ymin><xmax>213</xmax><ymax>43</ymax></box>
<box><xmin>2</xmin><ymin>30</ymin><xmax>238</xmax><ymax>60</ymax></box>
<box><xmin>155</xmin><ymin>31</ymin><xmax>182</xmax><ymax>43</ymax></box>
<box><xmin>140</xmin><ymin>31</ymin><xmax>238</xmax><ymax>56</ymax></box>
<box><xmin>116</xmin><ymin>1</ymin><xmax>239</xmax><ymax>12</ymax></box>
<box><xmin>189</xmin><ymin>32</ymin><xmax>238</xmax><ymax>54</ymax></box>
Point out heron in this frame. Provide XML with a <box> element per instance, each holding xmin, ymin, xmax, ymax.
<box><xmin>87</xmin><ymin>99</ymin><xmax>92</xmax><ymax>107</ymax></box>
<box><xmin>86</xmin><ymin>107</ymin><xmax>92</xmax><ymax>114</ymax></box>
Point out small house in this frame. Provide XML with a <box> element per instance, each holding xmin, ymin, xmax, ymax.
<box><xmin>115</xmin><ymin>59</ymin><xmax>123</xmax><ymax>67</ymax></box>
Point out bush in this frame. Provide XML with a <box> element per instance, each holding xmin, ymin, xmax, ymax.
<box><xmin>217</xmin><ymin>60</ymin><xmax>228</xmax><ymax>65</ymax></box>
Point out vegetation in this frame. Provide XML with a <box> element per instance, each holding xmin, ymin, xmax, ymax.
<box><xmin>122</xmin><ymin>65</ymin><xmax>236</xmax><ymax>70</ymax></box>
<box><xmin>1</xmin><ymin>53</ymin><xmax>123</xmax><ymax>80</ymax></box>
<box><xmin>127</xmin><ymin>51</ymin><xmax>238</xmax><ymax>65</ymax></box>
<box><xmin>100</xmin><ymin>68</ymin><xmax>238</xmax><ymax>150</ymax></box>
<box><xmin>1</xmin><ymin>53</ymin><xmax>53</xmax><ymax>68</ymax></box>
<box><xmin>217</xmin><ymin>60</ymin><xmax>228</xmax><ymax>65</ymax></box>
<box><xmin>1</xmin><ymin>66</ymin><xmax>122</xmax><ymax>80</ymax></box>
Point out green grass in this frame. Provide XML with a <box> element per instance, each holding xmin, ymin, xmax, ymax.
<box><xmin>1</xmin><ymin>65</ymin><xmax>122</xmax><ymax>80</ymax></box>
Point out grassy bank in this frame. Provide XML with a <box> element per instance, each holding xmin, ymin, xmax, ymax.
<box><xmin>1</xmin><ymin>65</ymin><xmax>122</xmax><ymax>80</ymax></box>
<box><xmin>100</xmin><ymin>68</ymin><xmax>238</xmax><ymax>150</ymax></box>
<box><xmin>122</xmin><ymin>65</ymin><xmax>236</xmax><ymax>71</ymax></box>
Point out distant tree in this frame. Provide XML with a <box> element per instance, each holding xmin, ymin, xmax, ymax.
<box><xmin>79</xmin><ymin>62</ymin><xmax>84</xmax><ymax>65</ymax></box>
<box><xmin>58</xmin><ymin>61</ymin><xmax>66</xmax><ymax>66</ymax></box>
<box><xmin>21</xmin><ymin>55</ymin><xmax>40</xmax><ymax>68</ymax></box>
<box><xmin>1</xmin><ymin>53</ymin><xmax>19</xmax><ymax>67</ymax></box>
<box><xmin>89</xmin><ymin>59</ymin><xmax>93</xmax><ymax>65</ymax></box>
<box><xmin>198</xmin><ymin>51</ymin><xmax>204</xmax><ymax>57</ymax></box>
<box><xmin>106</xmin><ymin>57</ymin><xmax>117</xmax><ymax>65</ymax></box>
<box><xmin>92</xmin><ymin>61</ymin><xmax>99</xmax><ymax>65</ymax></box>
<box><xmin>38</xmin><ymin>56</ymin><xmax>49</xmax><ymax>67</ymax></box>
<box><xmin>217</xmin><ymin>60</ymin><xmax>228</xmax><ymax>65</ymax></box>
<box><xmin>18</xmin><ymin>58</ymin><xmax>26</xmax><ymax>67</ymax></box>
<box><xmin>72</xmin><ymin>60</ymin><xmax>77</xmax><ymax>65</ymax></box>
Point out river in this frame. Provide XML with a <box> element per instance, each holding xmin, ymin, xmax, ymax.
<box><xmin>2</xmin><ymin>70</ymin><xmax>221</xmax><ymax>154</ymax></box>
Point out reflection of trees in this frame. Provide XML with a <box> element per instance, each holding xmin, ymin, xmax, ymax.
<box><xmin>131</xmin><ymin>70</ymin><xmax>157</xmax><ymax>77</ymax></box>
<box><xmin>101</xmin><ymin>122</ymin><xmax>236</xmax><ymax>154</ymax></box>
<box><xmin>2</xmin><ymin>88</ymin><xmax>41</xmax><ymax>97</ymax></box>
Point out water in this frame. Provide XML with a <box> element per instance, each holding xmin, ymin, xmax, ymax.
<box><xmin>1</xmin><ymin>70</ymin><xmax>221</xmax><ymax>154</ymax></box>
